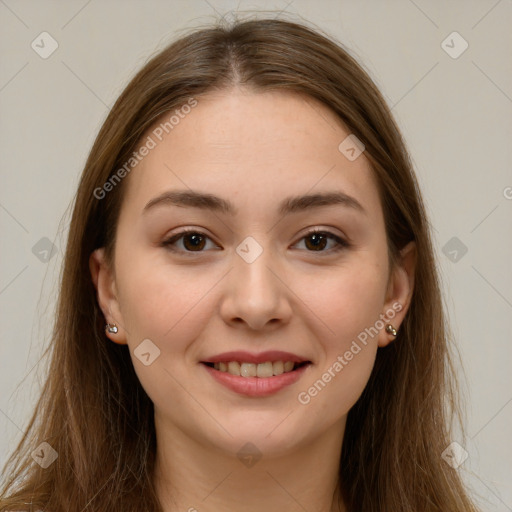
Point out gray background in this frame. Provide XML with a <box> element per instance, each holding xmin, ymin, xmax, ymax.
<box><xmin>1</xmin><ymin>0</ymin><xmax>511</xmax><ymax>509</ymax></box>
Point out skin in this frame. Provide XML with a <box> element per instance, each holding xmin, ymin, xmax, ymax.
<box><xmin>90</xmin><ymin>88</ymin><xmax>415</xmax><ymax>512</ymax></box>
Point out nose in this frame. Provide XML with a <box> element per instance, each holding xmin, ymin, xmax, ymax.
<box><xmin>219</xmin><ymin>246</ymin><xmax>293</xmax><ymax>331</ymax></box>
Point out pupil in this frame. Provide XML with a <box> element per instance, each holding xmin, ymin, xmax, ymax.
<box><xmin>306</xmin><ymin>233</ymin><xmax>326</xmax><ymax>251</ymax></box>
<box><xmin>184</xmin><ymin>233</ymin><xmax>205</xmax><ymax>251</ymax></box>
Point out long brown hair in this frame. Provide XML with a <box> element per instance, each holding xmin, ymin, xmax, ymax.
<box><xmin>0</xmin><ymin>17</ymin><xmax>479</xmax><ymax>511</ymax></box>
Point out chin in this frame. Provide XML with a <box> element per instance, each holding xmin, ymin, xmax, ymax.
<box><xmin>201</xmin><ymin>412</ymin><xmax>313</xmax><ymax>458</ymax></box>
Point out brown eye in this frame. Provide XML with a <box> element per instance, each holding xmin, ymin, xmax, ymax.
<box><xmin>182</xmin><ymin>233</ymin><xmax>206</xmax><ymax>251</ymax></box>
<box><xmin>295</xmin><ymin>230</ymin><xmax>349</xmax><ymax>253</ymax></box>
<box><xmin>304</xmin><ymin>232</ymin><xmax>328</xmax><ymax>251</ymax></box>
<box><xmin>162</xmin><ymin>230</ymin><xmax>218</xmax><ymax>254</ymax></box>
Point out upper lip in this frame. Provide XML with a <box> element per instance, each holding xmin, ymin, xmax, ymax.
<box><xmin>202</xmin><ymin>350</ymin><xmax>310</xmax><ymax>364</ymax></box>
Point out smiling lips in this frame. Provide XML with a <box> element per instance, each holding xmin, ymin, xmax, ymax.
<box><xmin>201</xmin><ymin>350</ymin><xmax>312</xmax><ymax>397</ymax></box>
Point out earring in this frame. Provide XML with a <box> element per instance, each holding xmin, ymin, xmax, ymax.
<box><xmin>385</xmin><ymin>324</ymin><xmax>397</xmax><ymax>336</ymax></box>
<box><xmin>105</xmin><ymin>323</ymin><xmax>118</xmax><ymax>334</ymax></box>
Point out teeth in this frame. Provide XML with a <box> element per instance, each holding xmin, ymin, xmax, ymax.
<box><xmin>256</xmin><ymin>361</ymin><xmax>273</xmax><ymax>378</ymax></box>
<box><xmin>240</xmin><ymin>363</ymin><xmax>257</xmax><ymax>377</ymax></box>
<box><xmin>227</xmin><ymin>361</ymin><xmax>240</xmax><ymax>375</ymax></box>
<box><xmin>273</xmin><ymin>361</ymin><xmax>284</xmax><ymax>375</ymax></box>
<box><xmin>211</xmin><ymin>360</ymin><xmax>302</xmax><ymax>377</ymax></box>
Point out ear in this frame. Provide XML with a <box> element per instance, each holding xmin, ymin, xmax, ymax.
<box><xmin>378</xmin><ymin>241</ymin><xmax>416</xmax><ymax>348</ymax></box>
<box><xmin>89</xmin><ymin>248</ymin><xmax>127</xmax><ymax>345</ymax></box>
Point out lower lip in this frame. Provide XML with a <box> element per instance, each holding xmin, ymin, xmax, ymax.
<box><xmin>201</xmin><ymin>363</ymin><xmax>311</xmax><ymax>397</ymax></box>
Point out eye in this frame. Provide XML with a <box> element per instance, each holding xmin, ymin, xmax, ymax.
<box><xmin>162</xmin><ymin>228</ymin><xmax>349</xmax><ymax>255</ymax></box>
<box><xmin>294</xmin><ymin>229</ymin><xmax>349</xmax><ymax>253</ymax></box>
<box><xmin>162</xmin><ymin>229</ymin><xmax>219</xmax><ymax>254</ymax></box>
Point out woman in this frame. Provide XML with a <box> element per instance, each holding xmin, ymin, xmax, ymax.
<box><xmin>0</xmin><ymin>17</ymin><xmax>479</xmax><ymax>511</ymax></box>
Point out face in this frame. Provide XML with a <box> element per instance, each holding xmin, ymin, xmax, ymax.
<box><xmin>91</xmin><ymin>88</ymin><xmax>414</xmax><ymax>457</ymax></box>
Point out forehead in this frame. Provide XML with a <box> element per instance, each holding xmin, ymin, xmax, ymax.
<box><xmin>120</xmin><ymin>88</ymin><xmax>381</xmax><ymax>221</ymax></box>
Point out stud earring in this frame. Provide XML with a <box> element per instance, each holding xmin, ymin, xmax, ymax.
<box><xmin>385</xmin><ymin>324</ymin><xmax>397</xmax><ymax>336</ymax></box>
<box><xmin>105</xmin><ymin>323</ymin><xmax>118</xmax><ymax>334</ymax></box>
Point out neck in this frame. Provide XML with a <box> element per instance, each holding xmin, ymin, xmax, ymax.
<box><xmin>153</xmin><ymin>414</ymin><xmax>347</xmax><ymax>512</ymax></box>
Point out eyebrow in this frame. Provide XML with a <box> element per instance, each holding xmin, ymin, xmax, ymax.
<box><xmin>143</xmin><ymin>189</ymin><xmax>366</xmax><ymax>216</ymax></box>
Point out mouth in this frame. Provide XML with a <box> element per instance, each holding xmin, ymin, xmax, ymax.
<box><xmin>199</xmin><ymin>351</ymin><xmax>312</xmax><ymax>397</ymax></box>
<box><xmin>201</xmin><ymin>360</ymin><xmax>311</xmax><ymax>378</ymax></box>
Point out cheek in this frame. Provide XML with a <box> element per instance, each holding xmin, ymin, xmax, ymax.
<box><xmin>115</xmin><ymin>254</ymin><xmax>221</xmax><ymax>408</ymax></box>
<box><xmin>300</xmin><ymin>345</ymin><xmax>377</xmax><ymax>423</ymax></box>
<box><xmin>293</xmin><ymin>259</ymin><xmax>387</xmax><ymax>413</ymax></box>
<box><xmin>296</xmin><ymin>257</ymin><xmax>388</xmax><ymax>344</ymax></box>
<box><xmin>115</xmin><ymin>250</ymin><xmax>218</xmax><ymax>349</ymax></box>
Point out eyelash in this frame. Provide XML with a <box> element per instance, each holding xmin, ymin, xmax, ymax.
<box><xmin>161</xmin><ymin>228</ymin><xmax>350</xmax><ymax>256</ymax></box>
